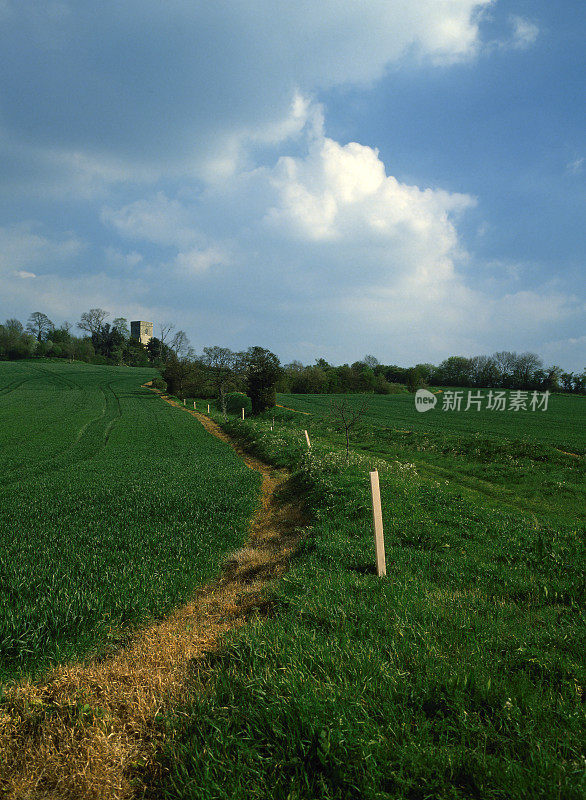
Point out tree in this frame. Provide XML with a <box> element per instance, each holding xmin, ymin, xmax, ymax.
<box><xmin>26</xmin><ymin>312</ymin><xmax>54</xmax><ymax>342</ymax></box>
<box><xmin>78</xmin><ymin>308</ymin><xmax>109</xmax><ymax>336</ymax></box>
<box><xmin>328</xmin><ymin>397</ymin><xmax>370</xmax><ymax>461</ymax></box>
<box><xmin>363</xmin><ymin>354</ymin><xmax>379</xmax><ymax>369</ymax></box>
<box><xmin>159</xmin><ymin>322</ymin><xmax>175</xmax><ymax>346</ymax></box>
<box><xmin>112</xmin><ymin>317</ymin><xmax>130</xmax><ymax>338</ymax></box>
<box><xmin>202</xmin><ymin>346</ymin><xmax>236</xmax><ymax>398</ymax></box>
<box><xmin>435</xmin><ymin>356</ymin><xmax>472</xmax><ymax>387</ymax></box>
<box><xmin>512</xmin><ymin>352</ymin><xmax>543</xmax><ymax>389</ymax></box>
<box><xmin>244</xmin><ymin>346</ymin><xmax>281</xmax><ymax>414</ymax></box>
<box><xmin>170</xmin><ymin>329</ymin><xmax>190</xmax><ymax>358</ymax></box>
<box><xmin>123</xmin><ymin>337</ymin><xmax>149</xmax><ymax>367</ymax></box>
<box><xmin>50</xmin><ymin>324</ymin><xmax>72</xmax><ymax>344</ymax></box>
<box><xmin>163</xmin><ymin>356</ymin><xmax>195</xmax><ymax>398</ymax></box>
<box><xmin>406</xmin><ymin>367</ymin><xmax>424</xmax><ymax>392</ymax></box>
<box><xmin>91</xmin><ymin>323</ymin><xmax>125</xmax><ymax>363</ymax></box>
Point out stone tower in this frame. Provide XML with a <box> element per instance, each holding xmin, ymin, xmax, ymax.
<box><xmin>130</xmin><ymin>321</ymin><xmax>153</xmax><ymax>346</ymax></box>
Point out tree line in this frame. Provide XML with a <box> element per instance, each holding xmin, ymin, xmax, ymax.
<box><xmin>1</xmin><ymin>310</ymin><xmax>584</xmax><ymax>398</ymax></box>
<box><xmin>277</xmin><ymin>352</ymin><xmax>585</xmax><ymax>394</ymax></box>
<box><xmin>0</xmin><ymin>309</ymin><xmax>190</xmax><ymax>368</ymax></box>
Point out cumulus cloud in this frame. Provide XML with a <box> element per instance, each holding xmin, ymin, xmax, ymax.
<box><xmin>0</xmin><ymin>1</ymin><xmax>492</xmax><ymax>190</ymax></box>
<box><xmin>86</xmin><ymin>95</ymin><xmax>583</xmax><ymax>367</ymax></box>
<box><xmin>264</xmin><ymin>136</ymin><xmax>475</xmax><ymax>256</ymax></box>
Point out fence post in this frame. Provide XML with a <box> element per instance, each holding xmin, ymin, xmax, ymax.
<box><xmin>241</xmin><ymin>407</ymin><xmax>245</xmax><ymax>420</ymax></box>
<box><xmin>193</xmin><ymin>401</ymin><xmax>196</xmax><ymax>410</ymax></box>
<box><xmin>304</xmin><ymin>429</ymin><xmax>311</xmax><ymax>448</ymax></box>
<box><xmin>207</xmin><ymin>403</ymin><xmax>210</xmax><ymax>413</ymax></box>
<box><xmin>369</xmin><ymin>470</ymin><xmax>386</xmax><ymax>577</ymax></box>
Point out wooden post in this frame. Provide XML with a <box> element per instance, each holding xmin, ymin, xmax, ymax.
<box><xmin>193</xmin><ymin>401</ymin><xmax>196</xmax><ymax>409</ymax></box>
<box><xmin>183</xmin><ymin>398</ymin><xmax>186</xmax><ymax>406</ymax></box>
<box><xmin>370</xmin><ymin>470</ymin><xmax>386</xmax><ymax>577</ymax></box>
<box><xmin>241</xmin><ymin>407</ymin><xmax>245</xmax><ymax>420</ymax></box>
<box><xmin>207</xmin><ymin>403</ymin><xmax>210</xmax><ymax>413</ymax></box>
<box><xmin>304</xmin><ymin>429</ymin><xmax>311</xmax><ymax>448</ymax></box>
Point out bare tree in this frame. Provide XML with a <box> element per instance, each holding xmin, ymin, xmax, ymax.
<box><xmin>170</xmin><ymin>329</ymin><xmax>190</xmax><ymax>358</ymax></box>
<box><xmin>78</xmin><ymin>308</ymin><xmax>109</xmax><ymax>336</ymax></box>
<box><xmin>328</xmin><ymin>397</ymin><xmax>370</xmax><ymax>462</ymax></box>
<box><xmin>159</xmin><ymin>322</ymin><xmax>175</xmax><ymax>346</ymax></box>
<box><xmin>26</xmin><ymin>312</ymin><xmax>54</xmax><ymax>342</ymax></box>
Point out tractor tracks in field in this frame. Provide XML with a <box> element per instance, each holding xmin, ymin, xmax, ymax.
<box><xmin>0</xmin><ymin>387</ymin><xmax>307</xmax><ymax>800</ymax></box>
<box><xmin>0</xmin><ymin>381</ymin><xmax>122</xmax><ymax>491</ymax></box>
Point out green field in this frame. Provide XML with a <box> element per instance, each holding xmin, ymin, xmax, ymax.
<box><xmin>274</xmin><ymin>392</ymin><xmax>586</xmax><ymax>524</ymax></box>
<box><xmin>2</xmin><ymin>368</ymin><xmax>584</xmax><ymax>798</ymax></box>
<box><xmin>0</xmin><ymin>361</ymin><xmax>260</xmax><ymax>685</ymax></box>
<box><xmin>278</xmin><ymin>391</ymin><xmax>585</xmax><ymax>453</ymax></box>
<box><xmin>149</xmin><ymin>392</ymin><xmax>586</xmax><ymax>799</ymax></box>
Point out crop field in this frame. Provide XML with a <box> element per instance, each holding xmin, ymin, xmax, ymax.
<box><xmin>0</xmin><ymin>361</ymin><xmax>260</xmax><ymax>686</ymax></box>
<box><xmin>274</xmin><ymin>391</ymin><xmax>586</xmax><ymax>523</ymax></box>
<box><xmin>278</xmin><ymin>390</ymin><xmax>585</xmax><ymax>452</ymax></box>
<box><xmin>150</xmin><ymin>393</ymin><xmax>586</xmax><ymax>799</ymax></box>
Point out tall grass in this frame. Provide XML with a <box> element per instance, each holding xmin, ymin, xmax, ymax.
<box><xmin>149</xmin><ymin>413</ymin><xmax>585</xmax><ymax>799</ymax></box>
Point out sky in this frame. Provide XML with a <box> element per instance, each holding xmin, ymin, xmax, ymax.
<box><xmin>0</xmin><ymin>0</ymin><xmax>584</xmax><ymax>370</ymax></box>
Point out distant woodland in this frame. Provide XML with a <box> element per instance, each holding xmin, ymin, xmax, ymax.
<box><xmin>1</xmin><ymin>308</ymin><xmax>584</xmax><ymax>395</ymax></box>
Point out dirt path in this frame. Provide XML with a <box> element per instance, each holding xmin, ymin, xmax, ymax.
<box><xmin>0</xmin><ymin>393</ymin><xmax>306</xmax><ymax>799</ymax></box>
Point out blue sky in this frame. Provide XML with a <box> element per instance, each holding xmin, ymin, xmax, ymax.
<box><xmin>0</xmin><ymin>0</ymin><xmax>584</xmax><ymax>370</ymax></box>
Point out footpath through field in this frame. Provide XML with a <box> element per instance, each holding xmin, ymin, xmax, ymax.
<box><xmin>0</xmin><ymin>389</ymin><xmax>306</xmax><ymax>800</ymax></box>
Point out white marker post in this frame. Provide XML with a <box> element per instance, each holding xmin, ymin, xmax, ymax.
<box><xmin>304</xmin><ymin>429</ymin><xmax>311</xmax><ymax>448</ymax></box>
<box><xmin>193</xmin><ymin>401</ymin><xmax>196</xmax><ymax>410</ymax></box>
<box><xmin>241</xmin><ymin>407</ymin><xmax>245</xmax><ymax>420</ymax></box>
<box><xmin>207</xmin><ymin>403</ymin><xmax>210</xmax><ymax>413</ymax></box>
<box><xmin>183</xmin><ymin>398</ymin><xmax>186</xmax><ymax>406</ymax></box>
<box><xmin>369</xmin><ymin>470</ymin><xmax>386</xmax><ymax>577</ymax></box>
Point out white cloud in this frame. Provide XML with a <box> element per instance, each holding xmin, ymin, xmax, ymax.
<box><xmin>0</xmin><ymin>1</ymin><xmax>493</xmax><ymax>194</ymax></box>
<box><xmin>174</xmin><ymin>246</ymin><xmax>230</xmax><ymax>276</ymax></box>
<box><xmin>567</xmin><ymin>157</ymin><xmax>584</xmax><ymax>175</ymax></box>
<box><xmin>86</xmin><ymin>98</ymin><xmax>584</xmax><ymax>368</ymax></box>
<box><xmin>14</xmin><ymin>270</ymin><xmax>36</xmax><ymax>279</ymax></box>
<box><xmin>509</xmin><ymin>15</ymin><xmax>539</xmax><ymax>50</ymax></box>
<box><xmin>101</xmin><ymin>193</ymin><xmax>199</xmax><ymax>249</ymax></box>
<box><xmin>264</xmin><ymin>136</ymin><xmax>475</xmax><ymax>256</ymax></box>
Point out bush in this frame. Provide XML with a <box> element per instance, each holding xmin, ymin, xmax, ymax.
<box><xmin>225</xmin><ymin>392</ymin><xmax>252</xmax><ymax>415</ymax></box>
<box><xmin>152</xmin><ymin>377</ymin><xmax>167</xmax><ymax>392</ymax></box>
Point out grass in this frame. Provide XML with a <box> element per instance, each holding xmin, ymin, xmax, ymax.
<box><xmin>274</xmin><ymin>392</ymin><xmax>586</xmax><ymax>524</ymax></box>
<box><xmin>146</xmin><ymin>395</ymin><xmax>585</xmax><ymax>799</ymax></box>
<box><xmin>0</xmin><ymin>361</ymin><xmax>260</xmax><ymax>687</ymax></box>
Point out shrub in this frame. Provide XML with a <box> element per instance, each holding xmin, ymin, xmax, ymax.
<box><xmin>152</xmin><ymin>377</ymin><xmax>167</xmax><ymax>392</ymax></box>
<box><xmin>225</xmin><ymin>392</ymin><xmax>252</xmax><ymax>415</ymax></box>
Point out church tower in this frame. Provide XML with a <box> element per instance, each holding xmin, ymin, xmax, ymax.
<box><xmin>130</xmin><ymin>321</ymin><xmax>153</xmax><ymax>345</ymax></box>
